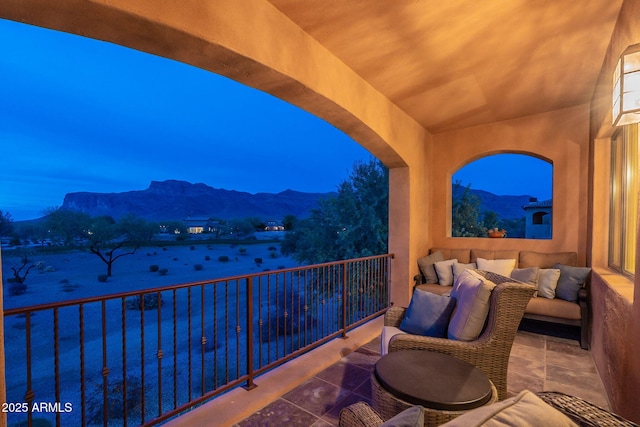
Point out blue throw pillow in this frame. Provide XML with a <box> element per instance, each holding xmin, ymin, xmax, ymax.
<box><xmin>399</xmin><ymin>289</ymin><xmax>456</xmax><ymax>337</ymax></box>
<box><xmin>553</xmin><ymin>264</ymin><xmax>591</xmax><ymax>302</ymax></box>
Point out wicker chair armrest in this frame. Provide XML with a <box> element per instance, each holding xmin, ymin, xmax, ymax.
<box><xmin>536</xmin><ymin>391</ymin><xmax>639</xmax><ymax>427</ymax></box>
<box><xmin>384</xmin><ymin>306</ymin><xmax>407</xmax><ymax>327</ymax></box>
<box><xmin>388</xmin><ymin>333</ymin><xmax>487</xmax><ymax>364</ymax></box>
<box><xmin>339</xmin><ymin>402</ymin><xmax>383</xmax><ymax>427</ymax></box>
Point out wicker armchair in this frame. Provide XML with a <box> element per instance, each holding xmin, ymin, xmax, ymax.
<box><xmin>339</xmin><ymin>392</ymin><xmax>640</xmax><ymax>427</ymax></box>
<box><xmin>385</xmin><ymin>281</ymin><xmax>536</xmax><ymax>401</ymax></box>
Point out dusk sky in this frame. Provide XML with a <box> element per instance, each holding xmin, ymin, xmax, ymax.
<box><xmin>453</xmin><ymin>154</ymin><xmax>553</xmax><ymax>201</ymax></box>
<box><xmin>0</xmin><ymin>19</ymin><xmax>372</xmax><ymax>221</ymax></box>
<box><xmin>1</xmin><ymin>19</ymin><xmax>552</xmax><ymax>222</ymax></box>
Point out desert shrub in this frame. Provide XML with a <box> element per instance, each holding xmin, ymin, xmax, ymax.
<box><xmin>59</xmin><ymin>279</ymin><xmax>69</xmax><ymax>284</ymax></box>
<box><xmin>162</xmin><ymin>247</ymin><xmax>167</xmax><ymax>251</ymax></box>
<box><xmin>254</xmin><ymin>257</ymin><xmax>263</xmax><ymax>265</ymax></box>
<box><xmin>86</xmin><ymin>375</ymin><xmax>142</xmax><ymax>425</ymax></box>
<box><xmin>238</xmin><ymin>247</ymin><xmax>247</xmax><ymax>255</ymax></box>
<box><xmin>218</xmin><ymin>255</ymin><xmax>229</xmax><ymax>262</ymax></box>
<box><xmin>97</xmin><ymin>274</ymin><xmax>108</xmax><ymax>283</ymax></box>
<box><xmin>278</xmin><ymin>265</ymin><xmax>286</xmax><ymax>270</ymax></box>
<box><xmin>173</xmin><ymin>257</ymin><xmax>178</xmax><ymax>261</ymax></box>
<box><xmin>194</xmin><ymin>264</ymin><xmax>204</xmax><ymax>271</ymax></box>
<box><xmin>268</xmin><ymin>246</ymin><xmax>277</xmax><ymax>251</ymax></box>
<box><xmin>269</xmin><ymin>250</ymin><xmax>278</xmax><ymax>259</ymax></box>
<box><xmin>204</xmin><ymin>255</ymin><xmax>211</xmax><ymax>261</ymax></box>
<box><xmin>149</xmin><ymin>264</ymin><xmax>159</xmax><ymax>272</ymax></box>
<box><xmin>9</xmin><ymin>282</ymin><xmax>27</xmax><ymax>296</ymax></box>
<box><xmin>190</xmin><ymin>245</ymin><xmax>195</xmax><ymax>250</ymax></box>
<box><xmin>158</xmin><ymin>268</ymin><xmax>168</xmax><ymax>276</ymax></box>
<box><xmin>127</xmin><ymin>293</ymin><xmax>163</xmax><ymax>310</ymax></box>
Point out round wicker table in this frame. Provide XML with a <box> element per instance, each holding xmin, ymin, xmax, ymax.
<box><xmin>372</xmin><ymin>350</ymin><xmax>498</xmax><ymax>426</ymax></box>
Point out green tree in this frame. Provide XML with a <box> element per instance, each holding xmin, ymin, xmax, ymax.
<box><xmin>84</xmin><ymin>214</ymin><xmax>151</xmax><ymax>276</ymax></box>
<box><xmin>282</xmin><ymin>159</ymin><xmax>388</xmax><ymax>264</ymax></box>
<box><xmin>451</xmin><ymin>182</ymin><xmax>487</xmax><ymax>237</ymax></box>
<box><xmin>282</xmin><ymin>214</ymin><xmax>297</xmax><ymax>231</ymax></box>
<box><xmin>43</xmin><ymin>207</ymin><xmax>91</xmax><ymax>246</ymax></box>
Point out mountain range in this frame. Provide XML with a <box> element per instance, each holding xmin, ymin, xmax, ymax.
<box><xmin>58</xmin><ymin>180</ymin><xmax>536</xmax><ymax>223</ymax></box>
<box><xmin>61</xmin><ymin>180</ymin><xmax>332</xmax><ymax>221</ymax></box>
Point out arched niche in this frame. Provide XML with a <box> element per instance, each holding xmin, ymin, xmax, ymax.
<box><xmin>451</xmin><ymin>153</ymin><xmax>553</xmax><ymax>239</ymax></box>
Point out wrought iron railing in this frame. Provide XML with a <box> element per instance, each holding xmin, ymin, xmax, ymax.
<box><xmin>3</xmin><ymin>254</ymin><xmax>392</xmax><ymax>426</ymax></box>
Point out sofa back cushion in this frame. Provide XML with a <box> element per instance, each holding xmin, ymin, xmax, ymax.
<box><xmin>430</xmin><ymin>248</ymin><xmax>471</xmax><ymax>264</ymax></box>
<box><xmin>519</xmin><ymin>251</ymin><xmax>577</xmax><ymax>268</ymax></box>
<box><xmin>471</xmin><ymin>249</ymin><xmax>520</xmax><ymax>267</ymax></box>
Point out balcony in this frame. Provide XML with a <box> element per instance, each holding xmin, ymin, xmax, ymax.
<box><xmin>3</xmin><ymin>253</ymin><xmax>611</xmax><ymax>426</ymax></box>
<box><xmin>3</xmin><ymin>255</ymin><xmax>392</xmax><ymax>427</ymax></box>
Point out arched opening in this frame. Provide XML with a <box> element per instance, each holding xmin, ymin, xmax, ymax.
<box><xmin>452</xmin><ymin>153</ymin><xmax>553</xmax><ymax>239</ymax></box>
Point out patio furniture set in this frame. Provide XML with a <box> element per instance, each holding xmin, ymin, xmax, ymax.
<box><xmin>338</xmin><ymin>250</ymin><xmax>637</xmax><ymax>426</ymax></box>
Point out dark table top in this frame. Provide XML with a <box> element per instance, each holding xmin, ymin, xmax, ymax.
<box><xmin>374</xmin><ymin>350</ymin><xmax>493</xmax><ymax>411</ymax></box>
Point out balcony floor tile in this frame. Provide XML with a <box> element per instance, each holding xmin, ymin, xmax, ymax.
<box><xmin>235</xmin><ymin>330</ymin><xmax>608</xmax><ymax>426</ymax></box>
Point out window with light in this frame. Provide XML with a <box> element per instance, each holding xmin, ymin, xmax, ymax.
<box><xmin>609</xmin><ymin>124</ymin><xmax>638</xmax><ymax>277</ymax></box>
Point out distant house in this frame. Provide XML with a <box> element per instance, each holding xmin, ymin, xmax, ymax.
<box><xmin>523</xmin><ymin>198</ymin><xmax>552</xmax><ymax>239</ymax></box>
<box><xmin>264</xmin><ymin>220</ymin><xmax>285</xmax><ymax>231</ymax></box>
<box><xmin>183</xmin><ymin>217</ymin><xmax>220</xmax><ymax>234</ymax></box>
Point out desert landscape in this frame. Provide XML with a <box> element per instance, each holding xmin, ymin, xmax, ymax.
<box><xmin>2</xmin><ymin>239</ymin><xmax>297</xmax><ymax>309</ymax></box>
<box><xmin>2</xmin><ymin>239</ymin><xmax>305</xmax><ymax>426</ymax></box>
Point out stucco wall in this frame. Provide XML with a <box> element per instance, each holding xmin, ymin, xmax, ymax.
<box><xmin>429</xmin><ymin>105</ymin><xmax>590</xmax><ymax>264</ymax></box>
<box><xmin>588</xmin><ymin>0</ymin><xmax>640</xmax><ymax>421</ymax></box>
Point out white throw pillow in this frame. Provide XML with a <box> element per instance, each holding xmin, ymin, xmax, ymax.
<box><xmin>434</xmin><ymin>259</ymin><xmax>458</xmax><ymax>286</ymax></box>
<box><xmin>476</xmin><ymin>257</ymin><xmax>516</xmax><ymax>277</ymax></box>
<box><xmin>537</xmin><ymin>268</ymin><xmax>561</xmax><ymax>299</ymax></box>
<box><xmin>452</xmin><ymin>262</ymin><xmax>477</xmax><ymax>283</ymax></box>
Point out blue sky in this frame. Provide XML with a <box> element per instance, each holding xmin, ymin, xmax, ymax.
<box><xmin>0</xmin><ymin>19</ymin><xmax>552</xmax><ymax>222</ymax></box>
<box><xmin>453</xmin><ymin>154</ymin><xmax>553</xmax><ymax>200</ymax></box>
<box><xmin>0</xmin><ymin>19</ymin><xmax>372</xmax><ymax>221</ymax></box>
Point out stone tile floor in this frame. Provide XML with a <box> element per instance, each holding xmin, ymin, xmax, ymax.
<box><xmin>236</xmin><ymin>330</ymin><xmax>609</xmax><ymax>426</ymax></box>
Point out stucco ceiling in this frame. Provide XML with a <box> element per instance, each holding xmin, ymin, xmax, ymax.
<box><xmin>267</xmin><ymin>0</ymin><xmax>623</xmax><ymax>133</ymax></box>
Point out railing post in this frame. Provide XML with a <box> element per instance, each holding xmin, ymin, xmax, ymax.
<box><xmin>341</xmin><ymin>261</ymin><xmax>348</xmax><ymax>339</ymax></box>
<box><xmin>244</xmin><ymin>277</ymin><xmax>257</xmax><ymax>390</ymax></box>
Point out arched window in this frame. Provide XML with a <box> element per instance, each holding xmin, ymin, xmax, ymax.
<box><xmin>452</xmin><ymin>154</ymin><xmax>553</xmax><ymax>239</ymax></box>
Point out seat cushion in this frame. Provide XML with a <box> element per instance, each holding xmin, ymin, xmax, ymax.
<box><xmin>380</xmin><ymin>326</ymin><xmax>406</xmax><ymax>355</ymax></box>
<box><xmin>526</xmin><ymin>297</ymin><xmax>581</xmax><ymax>320</ymax></box>
<box><xmin>440</xmin><ymin>390</ymin><xmax>576</xmax><ymax>427</ymax></box>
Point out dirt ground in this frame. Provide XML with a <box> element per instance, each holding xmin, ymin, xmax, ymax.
<box><xmin>1</xmin><ymin>240</ymin><xmax>298</xmax><ymax>310</ymax></box>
